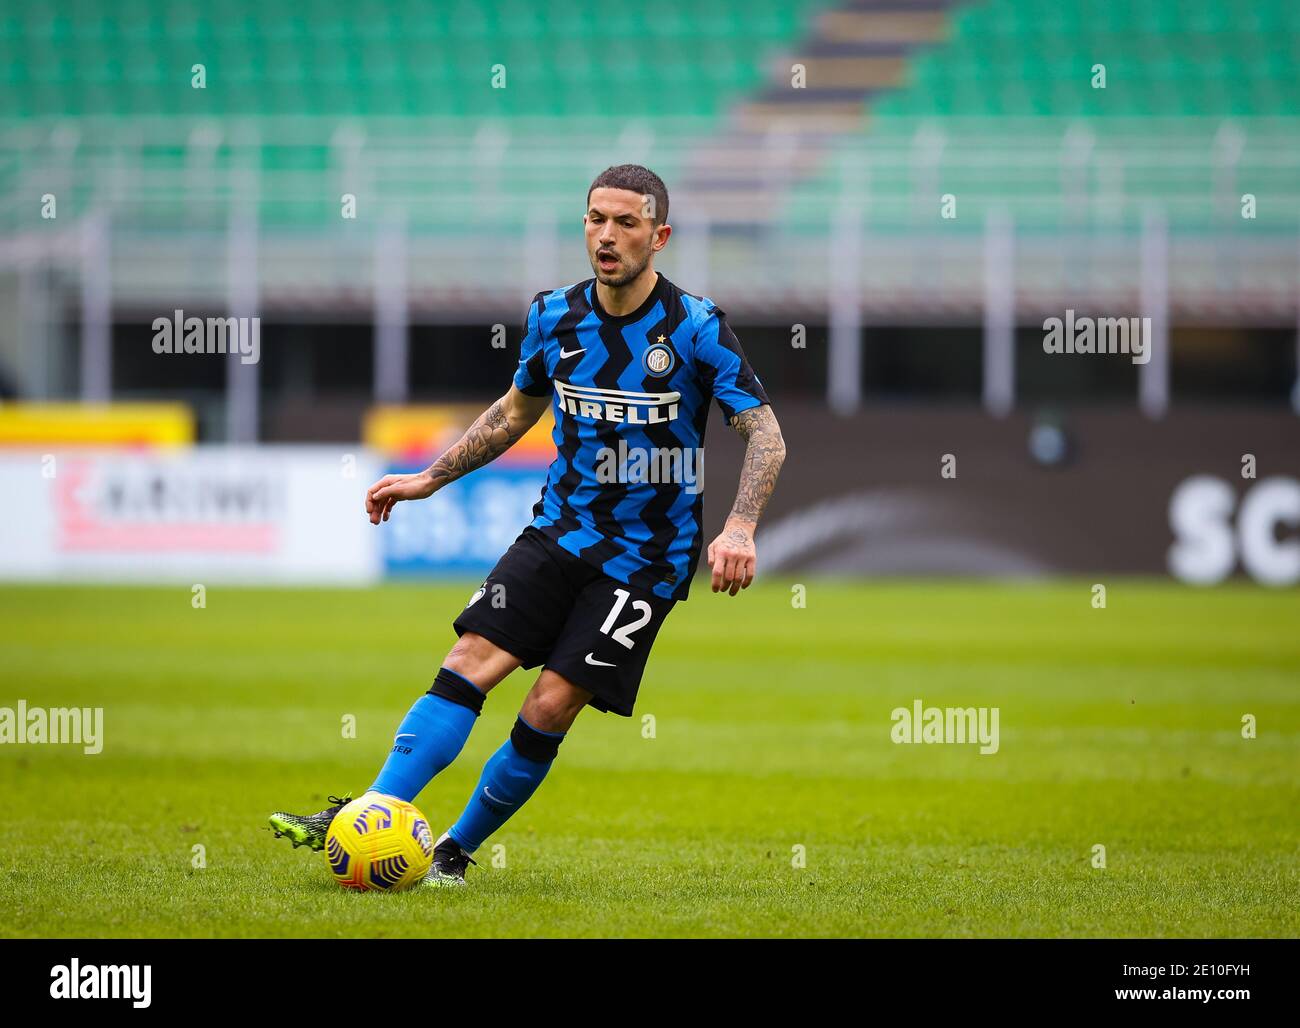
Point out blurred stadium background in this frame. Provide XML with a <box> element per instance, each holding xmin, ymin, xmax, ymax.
<box><xmin>2</xmin><ymin>0</ymin><xmax>1299</xmax><ymax>941</ymax></box>
<box><xmin>0</xmin><ymin>0</ymin><xmax>1297</xmax><ymax>586</ymax></box>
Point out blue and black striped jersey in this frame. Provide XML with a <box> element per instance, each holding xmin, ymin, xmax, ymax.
<box><xmin>513</xmin><ymin>272</ymin><xmax>770</xmax><ymax>600</ymax></box>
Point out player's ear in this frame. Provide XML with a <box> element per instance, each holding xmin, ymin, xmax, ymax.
<box><xmin>653</xmin><ymin>222</ymin><xmax>672</xmax><ymax>252</ymax></box>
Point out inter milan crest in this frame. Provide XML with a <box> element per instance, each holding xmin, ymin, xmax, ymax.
<box><xmin>643</xmin><ymin>340</ymin><xmax>675</xmax><ymax>377</ymax></box>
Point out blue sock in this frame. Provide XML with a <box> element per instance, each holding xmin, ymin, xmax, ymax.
<box><xmin>368</xmin><ymin>668</ymin><xmax>485</xmax><ymax>802</ymax></box>
<box><xmin>448</xmin><ymin>715</ymin><xmax>564</xmax><ymax>853</ymax></box>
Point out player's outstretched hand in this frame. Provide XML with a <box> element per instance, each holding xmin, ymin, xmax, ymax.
<box><xmin>365</xmin><ymin>472</ymin><xmax>435</xmax><ymax>525</ymax></box>
<box><xmin>707</xmin><ymin>518</ymin><xmax>757</xmax><ymax>596</ymax></box>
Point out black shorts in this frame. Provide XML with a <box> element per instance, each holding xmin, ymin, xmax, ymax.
<box><xmin>452</xmin><ymin>527</ymin><xmax>677</xmax><ymax>717</ymax></box>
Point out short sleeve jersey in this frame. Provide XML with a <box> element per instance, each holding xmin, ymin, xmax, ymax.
<box><xmin>513</xmin><ymin>272</ymin><xmax>770</xmax><ymax>600</ymax></box>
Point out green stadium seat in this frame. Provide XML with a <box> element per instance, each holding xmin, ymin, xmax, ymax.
<box><xmin>2</xmin><ymin>0</ymin><xmax>1296</xmax><ymax>239</ymax></box>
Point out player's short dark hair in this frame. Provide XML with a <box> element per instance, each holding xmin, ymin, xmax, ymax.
<box><xmin>587</xmin><ymin>164</ymin><xmax>669</xmax><ymax>225</ymax></box>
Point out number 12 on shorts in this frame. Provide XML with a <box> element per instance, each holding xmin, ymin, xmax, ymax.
<box><xmin>599</xmin><ymin>589</ymin><xmax>652</xmax><ymax>649</ymax></box>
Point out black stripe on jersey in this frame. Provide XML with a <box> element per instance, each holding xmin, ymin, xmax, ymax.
<box><xmin>711</xmin><ymin>310</ymin><xmax>769</xmax><ymax>404</ymax></box>
<box><xmin>690</xmin><ymin>306</ymin><xmax>770</xmax><ymax>417</ymax></box>
<box><xmin>574</xmin><ymin>298</ymin><xmax>641</xmax><ymax>571</ymax></box>
<box><xmin>522</xmin><ymin>357</ymin><xmax>550</xmax><ymax>395</ymax></box>
<box><xmin>691</xmin><ymin>315</ymin><xmax>723</xmax><ymax>402</ymax></box>
<box><xmin>625</xmin><ymin>299</ymin><xmax>696</xmax><ymax>591</ymax></box>
<box><xmin>538</xmin><ymin>284</ymin><xmax>596</xmax><ymax>538</ymax></box>
<box><xmin>519</xmin><ymin>291</ymin><xmax>552</xmax><ymax>396</ymax></box>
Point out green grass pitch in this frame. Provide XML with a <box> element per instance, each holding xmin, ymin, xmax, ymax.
<box><xmin>0</xmin><ymin>580</ymin><xmax>1296</xmax><ymax>938</ymax></box>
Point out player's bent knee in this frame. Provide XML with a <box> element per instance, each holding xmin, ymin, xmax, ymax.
<box><xmin>443</xmin><ymin>632</ymin><xmax>520</xmax><ymax>693</ymax></box>
<box><xmin>519</xmin><ymin>671</ymin><xmax>591</xmax><ymax>734</ymax></box>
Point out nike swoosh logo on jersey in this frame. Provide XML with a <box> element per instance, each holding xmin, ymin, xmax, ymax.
<box><xmin>395</xmin><ymin>734</ymin><xmax>416</xmax><ymax>740</ymax></box>
<box><xmin>585</xmin><ymin>653</ymin><xmax>617</xmax><ymax>667</ymax></box>
<box><xmin>559</xmin><ymin>346</ymin><xmax>586</xmax><ymax>358</ymax></box>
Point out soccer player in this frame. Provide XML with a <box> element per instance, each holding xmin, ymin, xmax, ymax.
<box><xmin>269</xmin><ymin>165</ymin><xmax>786</xmax><ymax>886</ymax></box>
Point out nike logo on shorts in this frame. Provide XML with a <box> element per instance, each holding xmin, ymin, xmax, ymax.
<box><xmin>585</xmin><ymin>653</ymin><xmax>616</xmax><ymax>667</ymax></box>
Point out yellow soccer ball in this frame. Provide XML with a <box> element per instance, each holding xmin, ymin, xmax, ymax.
<box><xmin>325</xmin><ymin>794</ymin><xmax>434</xmax><ymax>891</ymax></box>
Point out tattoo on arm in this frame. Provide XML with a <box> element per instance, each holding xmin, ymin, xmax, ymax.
<box><xmin>727</xmin><ymin>405</ymin><xmax>786</xmax><ymax>529</ymax></box>
<box><xmin>425</xmin><ymin>399</ymin><xmax>528</xmax><ymax>489</ymax></box>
